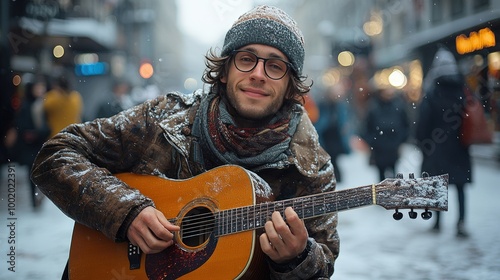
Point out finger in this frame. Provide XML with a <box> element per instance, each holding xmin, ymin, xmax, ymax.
<box><xmin>283</xmin><ymin>207</ymin><xmax>307</xmax><ymax>237</ymax></box>
<box><xmin>158</xmin><ymin>220</ymin><xmax>180</xmax><ymax>238</ymax></box>
<box><xmin>259</xmin><ymin>232</ymin><xmax>278</xmax><ymax>258</ymax></box>
<box><xmin>280</xmin><ymin>208</ymin><xmax>308</xmax><ymax>253</ymax></box>
<box><xmin>155</xmin><ymin>210</ymin><xmax>180</xmax><ymax>231</ymax></box>
<box><xmin>269</xmin><ymin>211</ymin><xmax>289</xmax><ymax>243</ymax></box>
<box><xmin>129</xmin><ymin>230</ymin><xmax>158</xmax><ymax>254</ymax></box>
<box><xmin>149</xmin><ymin>211</ymin><xmax>179</xmax><ymax>241</ymax></box>
<box><xmin>127</xmin><ymin>207</ymin><xmax>174</xmax><ymax>253</ymax></box>
<box><xmin>129</xmin><ymin>224</ymin><xmax>169</xmax><ymax>254</ymax></box>
<box><xmin>265</xmin><ymin>217</ymin><xmax>286</xmax><ymax>252</ymax></box>
<box><xmin>270</xmin><ymin>208</ymin><xmax>308</xmax><ymax>258</ymax></box>
<box><xmin>127</xmin><ymin>230</ymin><xmax>141</xmax><ymax>247</ymax></box>
<box><xmin>144</xmin><ymin>227</ymin><xmax>172</xmax><ymax>248</ymax></box>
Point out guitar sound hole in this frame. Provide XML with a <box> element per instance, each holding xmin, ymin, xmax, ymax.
<box><xmin>181</xmin><ymin>206</ymin><xmax>215</xmax><ymax>247</ymax></box>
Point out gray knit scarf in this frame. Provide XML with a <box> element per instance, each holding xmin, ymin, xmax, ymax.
<box><xmin>192</xmin><ymin>93</ymin><xmax>302</xmax><ymax>170</ymax></box>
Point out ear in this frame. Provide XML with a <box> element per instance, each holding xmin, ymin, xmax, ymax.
<box><xmin>220</xmin><ymin>75</ymin><xmax>227</xmax><ymax>83</ymax></box>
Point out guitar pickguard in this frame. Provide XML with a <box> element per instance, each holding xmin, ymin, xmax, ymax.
<box><xmin>146</xmin><ymin>234</ymin><xmax>218</xmax><ymax>280</ymax></box>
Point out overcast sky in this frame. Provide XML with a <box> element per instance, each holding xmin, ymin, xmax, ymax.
<box><xmin>176</xmin><ymin>0</ymin><xmax>253</xmax><ymax>46</ymax></box>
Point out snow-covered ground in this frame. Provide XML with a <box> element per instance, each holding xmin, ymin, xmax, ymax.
<box><xmin>0</xmin><ymin>144</ymin><xmax>499</xmax><ymax>279</ymax></box>
<box><xmin>0</xmin><ymin>163</ymin><xmax>73</xmax><ymax>280</ymax></box>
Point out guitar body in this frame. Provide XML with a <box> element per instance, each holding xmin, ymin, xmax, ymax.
<box><xmin>69</xmin><ymin>165</ymin><xmax>269</xmax><ymax>280</ymax></box>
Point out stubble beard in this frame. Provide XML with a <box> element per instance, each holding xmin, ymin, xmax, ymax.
<box><xmin>225</xmin><ymin>86</ymin><xmax>283</xmax><ymax>124</ymax></box>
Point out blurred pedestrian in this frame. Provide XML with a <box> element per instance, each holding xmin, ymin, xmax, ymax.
<box><xmin>415</xmin><ymin>46</ymin><xmax>472</xmax><ymax>238</ymax></box>
<box><xmin>301</xmin><ymin>93</ymin><xmax>320</xmax><ymax>124</ymax></box>
<box><xmin>13</xmin><ymin>78</ymin><xmax>50</xmax><ymax>208</ymax></box>
<box><xmin>95</xmin><ymin>78</ymin><xmax>134</xmax><ymax>118</ymax></box>
<box><xmin>476</xmin><ymin>65</ymin><xmax>493</xmax><ymax>114</ymax></box>
<box><xmin>44</xmin><ymin>76</ymin><xmax>83</xmax><ymax>137</ymax></box>
<box><xmin>315</xmin><ymin>84</ymin><xmax>351</xmax><ymax>183</ymax></box>
<box><xmin>361</xmin><ymin>85</ymin><xmax>409</xmax><ymax>181</ymax></box>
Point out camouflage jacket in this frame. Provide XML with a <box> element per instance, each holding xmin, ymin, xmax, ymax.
<box><xmin>31</xmin><ymin>90</ymin><xmax>339</xmax><ymax>279</ymax></box>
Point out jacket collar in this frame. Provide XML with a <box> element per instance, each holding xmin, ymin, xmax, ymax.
<box><xmin>158</xmin><ymin>90</ymin><xmax>329</xmax><ymax>177</ymax></box>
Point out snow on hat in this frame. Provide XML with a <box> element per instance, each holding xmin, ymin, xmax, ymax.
<box><xmin>423</xmin><ymin>47</ymin><xmax>460</xmax><ymax>92</ymax></box>
<box><xmin>221</xmin><ymin>5</ymin><xmax>305</xmax><ymax>75</ymax></box>
<box><xmin>430</xmin><ymin>47</ymin><xmax>459</xmax><ymax>76</ymax></box>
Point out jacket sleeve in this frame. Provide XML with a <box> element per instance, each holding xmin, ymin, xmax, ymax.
<box><xmin>31</xmin><ymin>101</ymin><xmax>159</xmax><ymax>241</ymax></box>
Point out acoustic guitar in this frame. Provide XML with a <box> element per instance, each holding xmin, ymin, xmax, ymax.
<box><xmin>69</xmin><ymin>165</ymin><xmax>448</xmax><ymax>280</ymax></box>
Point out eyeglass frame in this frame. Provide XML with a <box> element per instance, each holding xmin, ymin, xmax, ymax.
<box><xmin>230</xmin><ymin>50</ymin><xmax>293</xmax><ymax>80</ymax></box>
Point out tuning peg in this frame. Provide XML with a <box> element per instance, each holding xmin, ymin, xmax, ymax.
<box><xmin>421</xmin><ymin>210</ymin><xmax>432</xmax><ymax>220</ymax></box>
<box><xmin>408</xmin><ymin>209</ymin><xmax>417</xmax><ymax>219</ymax></box>
<box><xmin>396</xmin><ymin>173</ymin><xmax>403</xmax><ymax>179</ymax></box>
<box><xmin>393</xmin><ymin>209</ymin><xmax>403</xmax><ymax>220</ymax></box>
<box><xmin>409</xmin><ymin>173</ymin><xmax>414</xmax><ymax>179</ymax></box>
<box><xmin>421</xmin><ymin>171</ymin><xmax>429</xmax><ymax>178</ymax></box>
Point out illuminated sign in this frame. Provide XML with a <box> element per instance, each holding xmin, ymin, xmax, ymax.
<box><xmin>75</xmin><ymin>62</ymin><xmax>108</xmax><ymax>76</ymax></box>
<box><xmin>456</xmin><ymin>27</ymin><xmax>496</xmax><ymax>55</ymax></box>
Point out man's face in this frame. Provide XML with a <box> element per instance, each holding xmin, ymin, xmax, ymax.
<box><xmin>221</xmin><ymin>44</ymin><xmax>291</xmax><ymax>127</ymax></box>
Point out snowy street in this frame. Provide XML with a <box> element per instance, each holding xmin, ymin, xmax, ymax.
<box><xmin>0</xmin><ymin>143</ymin><xmax>499</xmax><ymax>280</ymax></box>
<box><xmin>333</xmin><ymin>144</ymin><xmax>500</xmax><ymax>280</ymax></box>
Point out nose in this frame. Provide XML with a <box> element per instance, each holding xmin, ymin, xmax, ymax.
<box><xmin>249</xmin><ymin>59</ymin><xmax>267</xmax><ymax>80</ymax></box>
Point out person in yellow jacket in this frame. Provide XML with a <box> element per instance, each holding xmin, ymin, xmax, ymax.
<box><xmin>44</xmin><ymin>76</ymin><xmax>83</xmax><ymax>138</ymax></box>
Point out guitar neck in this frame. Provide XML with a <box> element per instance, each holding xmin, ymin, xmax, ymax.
<box><xmin>216</xmin><ymin>185</ymin><xmax>373</xmax><ymax>236</ymax></box>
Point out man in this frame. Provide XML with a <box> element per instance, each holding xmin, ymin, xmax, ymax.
<box><xmin>95</xmin><ymin>78</ymin><xmax>134</xmax><ymax>119</ymax></box>
<box><xmin>32</xmin><ymin>5</ymin><xmax>339</xmax><ymax>279</ymax></box>
<box><xmin>43</xmin><ymin>75</ymin><xmax>83</xmax><ymax>138</ymax></box>
<box><xmin>415</xmin><ymin>47</ymin><xmax>471</xmax><ymax>237</ymax></box>
<box><xmin>362</xmin><ymin>86</ymin><xmax>409</xmax><ymax>182</ymax></box>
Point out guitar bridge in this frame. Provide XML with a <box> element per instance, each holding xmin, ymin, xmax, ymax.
<box><xmin>128</xmin><ymin>243</ymin><xmax>142</xmax><ymax>270</ymax></box>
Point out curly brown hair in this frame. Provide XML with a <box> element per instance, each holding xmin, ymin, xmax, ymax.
<box><xmin>201</xmin><ymin>48</ymin><xmax>312</xmax><ymax>105</ymax></box>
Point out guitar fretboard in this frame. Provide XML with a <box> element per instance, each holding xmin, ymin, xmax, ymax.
<box><xmin>215</xmin><ymin>185</ymin><xmax>373</xmax><ymax>236</ymax></box>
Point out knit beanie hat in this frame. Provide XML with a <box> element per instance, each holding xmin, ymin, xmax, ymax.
<box><xmin>221</xmin><ymin>5</ymin><xmax>305</xmax><ymax>75</ymax></box>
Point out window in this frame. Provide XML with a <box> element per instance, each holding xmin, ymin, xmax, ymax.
<box><xmin>451</xmin><ymin>0</ymin><xmax>464</xmax><ymax>19</ymax></box>
<box><xmin>431</xmin><ymin>0</ymin><xmax>443</xmax><ymax>24</ymax></box>
<box><xmin>473</xmin><ymin>0</ymin><xmax>490</xmax><ymax>12</ymax></box>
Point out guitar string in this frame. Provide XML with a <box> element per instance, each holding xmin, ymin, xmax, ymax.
<box><xmin>173</xmin><ymin>181</ymin><xmax>442</xmax><ymax>238</ymax></box>
<box><xmin>178</xmin><ymin>187</ymin><xmax>388</xmax><ymax>238</ymax></box>
<box><xmin>178</xmin><ymin>198</ymin><xmax>367</xmax><ymax>239</ymax></box>
<box><xmin>175</xmin><ymin>188</ymin><xmax>375</xmax><ymax>239</ymax></box>
<box><xmin>171</xmin><ymin>178</ymin><xmax>435</xmax><ymax>227</ymax></box>
<box><xmin>177</xmin><ymin>186</ymin><xmax>396</xmax><ymax>238</ymax></box>
<box><xmin>176</xmin><ymin>179</ymin><xmax>438</xmax><ymax>225</ymax></box>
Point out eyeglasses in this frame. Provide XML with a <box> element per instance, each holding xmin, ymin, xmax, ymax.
<box><xmin>231</xmin><ymin>50</ymin><xmax>292</xmax><ymax>80</ymax></box>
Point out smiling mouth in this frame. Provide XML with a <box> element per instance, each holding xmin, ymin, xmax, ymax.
<box><xmin>241</xmin><ymin>87</ymin><xmax>268</xmax><ymax>98</ymax></box>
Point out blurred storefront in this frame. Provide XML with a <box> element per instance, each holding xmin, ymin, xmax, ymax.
<box><xmin>5</xmin><ymin>0</ymin><xmax>119</xmax><ymax>122</ymax></box>
<box><xmin>454</xmin><ymin>23</ymin><xmax>499</xmax><ymax>133</ymax></box>
<box><xmin>415</xmin><ymin>18</ymin><xmax>500</xmax><ymax>133</ymax></box>
<box><xmin>3</xmin><ymin>0</ymin><xmax>181</xmax><ymax>122</ymax></box>
<box><xmin>347</xmin><ymin>0</ymin><xmax>499</xmax><ymax>135</ymax></box>
<box><xmin>284</xmin><ymin>0</ymin><xmax>499</xmax><ymax>162</ymax></box>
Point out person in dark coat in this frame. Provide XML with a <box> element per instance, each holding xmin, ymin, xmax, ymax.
<box><xmin>362</xmin><ymin>86</ymin><xmax>410</xmax><ymax>182</ymax></box>
<box><xmin>95</xmin><ymin>78</ymin><xmax>134</xmax><ymax>118</ymax></box>
<box><xmin>315</xmin><ymin>84</ymin><xmax>351</xmax><ymax>183</ymax></box>
<box><xmin>14</xmin><ymin>79</ymin><xmax>50</xmax><ymax>208</ymax></box>
<box><xmin>415</xmin><ymin>47</ymin><xmax>472</xmax><ymax>237</ymax></box>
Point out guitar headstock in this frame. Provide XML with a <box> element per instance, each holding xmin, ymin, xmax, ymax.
<box><xmin>375</xmin><ymin>173</ymin><xmax>448</xmax><ymax>220</ymax></box>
